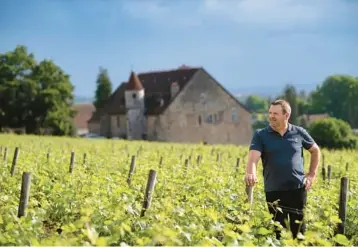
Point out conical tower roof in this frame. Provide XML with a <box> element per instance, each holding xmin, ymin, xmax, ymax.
<box><xmin>126</xmin><ymin>71</ymin><xmax>143</xmax><ymax>90</ymax></box>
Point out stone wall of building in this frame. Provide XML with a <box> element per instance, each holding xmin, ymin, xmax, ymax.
<box><xmin>157</xmin><ymin>69</ymin><xmax>253</xmax><ymax>145</ymax></box>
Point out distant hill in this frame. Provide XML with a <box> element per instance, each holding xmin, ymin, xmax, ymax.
<box><xmin>74</xmin><ymin>82</ymin><xmax>318</xmax><ymax>106</ymax></box>
<box><xmin>229</xmin><ymin>83</ymin><xmax>319</xmax><ymax>99</ymax></box>
<box><xmin>75</xmin><ymin>95</ymin><xmax>249</xmax><ymax>106</ymax></box>
<box><xmin>75</xmin><ymin>96</ymin><xmax>93</xmax><ymax>104</ymax></box>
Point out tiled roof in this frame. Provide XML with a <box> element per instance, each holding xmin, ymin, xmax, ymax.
<box><xmin>88</xmin><ymin>65</ymin><xmax>252</xmax><ymax>123</ymax></box>
<box><xmin>72</xmin><ymin>103</ymin><xmax>95</xmax><ymax>129</ymax></box>
<box><xmin>126</xmin><ymin>71</ymin><xmax>143</xmax><ymax>90</ymax></box>
<box><xmin>89</xmin><ymin>66</ymin><xmax>200</xmax><ymax>122</ymax></box>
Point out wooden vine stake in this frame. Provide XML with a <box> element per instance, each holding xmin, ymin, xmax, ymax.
<box><xmin>183</xmin><ymin>158</ymin><xmax>189</xmax><ymax>176</ymax></box>
<box><xmin>327</xmin><ymin>165</ymin><xmax>332</xmax><ymax>184</ymax></box>
<box><xmin>159</xmin><ymin>156</ymin><xmax>163</xmax><ymax>169</ymax></box>
<box><xmin>246</xmin><ymin>185</ymin><xmax>254</xmax><ymax>205</ymax></box>
<box><xmin>337</xmin><ymin>177</ymin><xmax>349</xmax><ymax>235</ymax></box>
<box><xmin>196</xmin><ymin>155</ymin><xmax>202</xmax><ymax>165</ymax></box>
<box><xmin>141</xmin><ymin>169</ymin><xmax>157</xmax><ymax>217</ymax></box>
<box><xmin>69</xmin><ymin>151</ymin><xmax>75</xmax><ymax>173</ymax></box>
<box><xmin>216</xmin><ymin>153</ymin><xmax>220</xmax><ymax>166</ymax></box>
<box><xmin>235</xmin><ymin>158</ymin><xmax>240</xmax><ymax>177</ymax></box>
<box><xmin>18</xmin><ymin>172</ymin><xmax>32</xmax><ymax>217</ymax></box>
<box><xmin>3</xmin><ymin>147</ymin><xmax>7</xmax><ymax>162</ymax></box>
<box><xmin>83</xmin><ymin>153</ymin><xmax>87</xmax><ymax>165</ymax></box>
<box><xmin>127</xmin><ymin>155</ymin><xmax>136</xmax><ymax>186</ymax></box>
<box><xmin>10</xmin><ymin>147</ymin><xmax>20</xmax><ymax>176</ymax></box>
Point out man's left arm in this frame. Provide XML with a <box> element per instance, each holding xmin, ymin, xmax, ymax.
<box><xmin>300</xmin><ymin>127</ymin><xmax>321</xmax><ymax>189</ymax></box>
<box><xmin>307</xmin><ymin>143</ymin><xmax>320</xmax><ymax>179</ymax></box>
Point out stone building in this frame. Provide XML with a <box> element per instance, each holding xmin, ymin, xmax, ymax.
<box><xmin>72</xmin><ymin>103</ymin><xmax>95</xmax><ymax>136</ymax></box>
<box><xmin>88</xmin><ymin>65</ymin><xmax>253</xmax><ymax>145</ymax></box>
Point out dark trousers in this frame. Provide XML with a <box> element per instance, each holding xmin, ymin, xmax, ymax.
<box><xmin>265</xmin><ymin>187</ymin><xmax>307</xmax><ymax>240</ymax></box>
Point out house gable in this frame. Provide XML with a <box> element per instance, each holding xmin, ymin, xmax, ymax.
<box><xmin>162</xmin><ymin>68</ymin><xmax>251</xmax><ymax>116</ymax></box>
<box><xmin>154</xmin><ymin>68</ymin><xmax>253</xmax><ymax>144</ymax></box>
<box><xmin>201</xmin><ymin>68</ymin><xmax>251</xmax><ymax>114</ymax></box>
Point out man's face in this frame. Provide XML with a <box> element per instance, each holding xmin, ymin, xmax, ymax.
<box><xmin>269</xmin><ymin>105</ymin><xmax>288</xmax><ymax>128</ymax></box>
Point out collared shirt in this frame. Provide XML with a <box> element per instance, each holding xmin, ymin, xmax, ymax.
<box><xmin>249</xmin><ymin>123</ymin><xmax>315</xmax><ymax>192</ymax></box>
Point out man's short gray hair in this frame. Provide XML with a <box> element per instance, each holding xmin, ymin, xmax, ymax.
<box><xmin>271</xmin><ymin>99</ymin><xmax>291</xmax><ymax>115</ymax></box>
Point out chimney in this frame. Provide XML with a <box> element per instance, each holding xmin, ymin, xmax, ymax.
<box><xmin>178</xmin><ymin>64</ymin><xmax>190</xmax><ymax>69</ymax></box>
<box><xmin>171</xmin><ymin>82</ymin><xmax>180</xmax><ymax>98</ymax></box>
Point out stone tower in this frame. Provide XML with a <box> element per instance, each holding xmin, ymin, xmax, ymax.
<box><xmin>125</xmin><ymin>71</ymin><xmax>145</xmax><ymax>140</ymax></box>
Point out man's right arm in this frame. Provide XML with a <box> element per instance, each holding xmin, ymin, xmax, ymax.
<box><xmin>245</xmin><ymin>130</ymin><xmax>263</xmax><ymax>186</ymax></box>
<box><xmin>245</xmin><ymin>150</ymin><xmax>262</xmax><ymax>186</ymax></box>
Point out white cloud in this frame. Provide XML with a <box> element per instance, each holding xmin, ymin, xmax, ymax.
<box><xmin>119</xmin><ymin>0</ymin><xmax>357</xmax><ymax>31</ymax></box>
<box><xmin>202</xmin><ymin>0</ymin><xmax>320</xmax><ymax>26</ymax></box>
<box><xmin>120</xmin><ymin>1</ymin><xmax>170</xmax><ymax>19</ymax></box>
<box><xmin>120</xmin><ymin>1</ymin><xmax>202</xmax><ymax>28</ymax></box>
<box><xmin>200</xmin><ymin>0</ymin><xmax>357</xmax><ymax>30</ymax></box>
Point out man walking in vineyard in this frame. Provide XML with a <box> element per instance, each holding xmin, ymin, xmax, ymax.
<box><xmin>244</xmin><ymin>99</ymin><xmax>321</xmax><ymax>240</ymax></box>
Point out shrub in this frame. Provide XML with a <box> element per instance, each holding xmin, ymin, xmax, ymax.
<box><xmin>252</xmin><ymin>120</ymin><xmax>268</xmax><ymax>131</ymax></box>
<box><xmin>309</xmin><ymin>117</ymin><xmax>358</xmax><ymax>149</ymax></box>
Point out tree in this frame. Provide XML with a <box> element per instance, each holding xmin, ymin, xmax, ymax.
<box><xmin>309</xmin><ymin>117</ymin><xmax>357</xmax><ymax>149</ymax></box>
<box><xmin>281</xmin><ymin>84</ymin><xmax>299</xmax><ymax>125</ymax></box>
<box><xmin>245</xmin><ymin>95</ymin><xmax>268</xmax><ymax>113</ymax></box>
<box><xmin>0</xmin><ymin>45</ymin><xmax>76</xmax><ymax>136</ymax></box>
<box><xmin>31</xmin><ymin>59</ymin><xmax>76</xmax><ymax>135</ymax></box>
<box><xmin>94</xmin><ymin>67</ymin><xmax>112</xmax><ymax>109</ymax></box>
<box><xmin>0</xmin><ymin>45</ymin><xmax>37</xmax><ymax>131</ymax></box>
<box><xmin>309</xmin><ymin>75</ymin><xmax>358</xmax><ymax>128</ymax></box>
<box><xmin>296</xmin><ymin>90</ymin><xmax>310</xmax><ymax>116</ymax></box>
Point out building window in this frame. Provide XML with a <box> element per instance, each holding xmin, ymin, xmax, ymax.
<box><xmin>198</xmin><ymin>115</ymin><xmax>202</xmax><ymax>125</ymax></box>
<box><xmin>206</xmin><ymin>114</ymin><xmax>213</xmax><ymax>123</ymax></box>
<box><xmin>132</xmin><ymin>93</ymin><xmax>136</xmax><ymax>99</ymax></box>
<box><xmin>232</xmin><ymin>108</ymin><xmax>238</xmax><ymax>123</ymax></box>
<box><xmin>214</xmin><ymin>113</ymin><xmax>218</xmax><ymax>123</ymax></box>
<box><xmin>117</xmin><ymin>116</ymin><xmax>120</xmax><ymax>127</ymax></box>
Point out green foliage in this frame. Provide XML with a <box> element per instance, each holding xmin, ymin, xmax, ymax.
<box><xmin>252</xmin><ymin>119</ymin><xmax>268</xmax><ymax>131</ymax></box>
<box><xmin>245</xmin><ymin>95</ymin><xmax>268</xmax><ymax>113</ymax></box>
<box><xmin>278</xmin><ymin>84</ymin><xmax>299</xmax><ymax>125</ymax></box>
<box><xmin>93</xmin><ymin>67</ymin><xmax>112</xmax><ymax>110</ymax></box>
<box><xmin>0</xmin><ymin>135</ymin><xmax>357</xmax><ymax>246</ymax></box>
<box><xmin>309</xmin><ymin>117</ymin><xmax>358</xmax><ymax>149</ymax></box>
<box><xmin>0</xmin><ymin>45</ymin><xmax>37</xmax><ymax>129</ymax></box>
<box><xmin>309</xmin><ymin>75</ymin><xmax>358</xmax><ymax>128</ymax></box>
<box><xmin>0</xmin><ymin>45</ymin><xmax>75</xmax><ymax>136</ymax></box>
<box><xmin>297</xmin><ymin>91</ymin><xmax>310</xmax><ymax>117</ymax></box>
<box><xmin>244</xmin><ymin>74</ymin><xmax>358</xmax><ymax>131</ymax></box>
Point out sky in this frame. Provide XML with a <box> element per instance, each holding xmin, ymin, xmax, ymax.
<box><xmin>0</xmin><ymin>0</ymin><xmax>357</xmax><ymax>98</ymax></box>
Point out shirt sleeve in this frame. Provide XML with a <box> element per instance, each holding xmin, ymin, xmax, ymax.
<box><xmin>249</xmin><ymin>129</ymin><xmax>263</xmax><ymax>152</ymax></box>
<box><xmin>299</xmin><ymin>127</ymin><xmax>315</xmax><ymax>150</ymax></box>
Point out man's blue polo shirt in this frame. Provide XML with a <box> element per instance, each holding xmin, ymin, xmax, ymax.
<box><xmin>249</xmin><ymin>123</ymin><xmax>315</xmax><ymax>192</ymax></box>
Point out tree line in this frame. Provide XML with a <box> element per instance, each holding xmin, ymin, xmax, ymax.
<box><xmin>0</xmin><ymin>45</ymin><xmax>113</xmax><ymax>135</ymax></box>
<box><xmin>244</xmin><ymin>76</ymin><xmax>358</xmax><ymax>149</ymax></box>
<box><xmin>245</xmin><ymin>76</ymin><xmax>358</xmax><ymax>128</ymax></box>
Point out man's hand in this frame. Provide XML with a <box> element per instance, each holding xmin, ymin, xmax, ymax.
<box><xmin>303</xmin><ymin>173</ymin><xmax>316</xmax><ymax>191</ymax></box>
<box><xmin>245</xmin><ymin>173</ymin><xmax>258</xmax><ymax>187</ymax></box>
